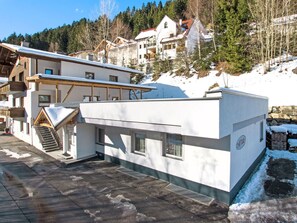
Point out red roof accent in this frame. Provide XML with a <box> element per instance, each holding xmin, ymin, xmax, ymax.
<box><xmin>140</xmin><ymin>27</ymin><xmax>156</xmax><ymax>32</ymax></box>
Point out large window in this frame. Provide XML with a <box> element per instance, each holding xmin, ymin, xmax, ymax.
<box><xmin>109</xmin><ymin>75</ymin><xmax>118</xmax><ymax>82</ymax></box>
<box><xmin>38</xmin><ymin>95</ymin><xmax>51</xmax><ymax>107</ymax></box>
<box><xmin>45</xmin><ymin>68</ymin><xmax>53</xmax><ymax>75</ymax></box>
<box><xmin>85</xmin><ymin>72</ymin><xmax>95</xmax><ymax>79</ymax></box>
<box><xmin>95</xmin><ymin>127</ymin><xmax>105</xmax><ymax>145</ymax></box>
<box><xmin>164</xmin><ymin>134</ymin><xmax>183</xmax><ymax>158</ymax></box>
<box><xmin>133</xmin><ymin>133</ymin><xmax>146</xmax><ymax>154</ymax></box>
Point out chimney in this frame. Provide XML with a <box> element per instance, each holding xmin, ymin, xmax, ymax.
<box><xmin>21</xmin><ymin>41</ymin><xmax>30</xmax><ymax>47</ymax></box>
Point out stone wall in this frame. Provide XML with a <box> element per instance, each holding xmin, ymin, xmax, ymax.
<box><xmin>268</xmin><ymin>106</ymin><xmax>297</xmax><ymax>125</ymax></box>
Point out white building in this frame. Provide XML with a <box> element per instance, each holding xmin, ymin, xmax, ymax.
<box><xmin>0</xmin><ymin>42</ymin><xmax>268</xmax><ymax>205</ymax></box>
<box><xmin>0</xmin><ymin>42</ymin><xmax>153</xmax><ymax>155</ymax></box>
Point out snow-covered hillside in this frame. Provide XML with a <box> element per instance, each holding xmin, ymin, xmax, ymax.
<box><xmin>142</xmin><ymin>58</ymin><xmax>297</xmax><ymax>107</ymax></box>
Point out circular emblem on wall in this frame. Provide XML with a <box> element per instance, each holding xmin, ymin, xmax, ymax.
<box><xmin>236</xmin><ymin>135</ymin><xmax>246</xmax><ymax>150</ymax></box>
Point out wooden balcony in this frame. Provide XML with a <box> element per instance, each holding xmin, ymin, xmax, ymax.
<box><xmin>0</xmin><ymin>81</ymin><xmax>26</xmax><ymax>95</ymax></box>
<box><xmin>0</xmin><ymin>107</ymin><xmax>25</xmax><ymax>118</ymax></box>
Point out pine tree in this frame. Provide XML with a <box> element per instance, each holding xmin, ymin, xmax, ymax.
<box><xmin>215</xmin><ymin>0</ymin><xmax>252</xmax><ymax>74</ymax></box>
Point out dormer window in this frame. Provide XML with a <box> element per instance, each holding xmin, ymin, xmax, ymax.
<box><xmin>164</xmin><ymin>22</ymin><xmax>168</xmax><ymax>28</ymax></box>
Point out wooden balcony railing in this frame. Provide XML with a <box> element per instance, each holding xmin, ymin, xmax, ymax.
<box><xmin>0</xmin><ymin>81</ymin><xmax>26</xmax><ymax>95</ymax></box>
<box><xmin>0</xmin><ymin>107</ymin><xmax>25</xmax><ymax>118</ymax></box>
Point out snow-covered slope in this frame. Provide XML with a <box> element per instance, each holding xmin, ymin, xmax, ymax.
<box><xmin>142</xmin><ymin>58</ymin><xmax>297</xmax><ymax>107</ymax></box>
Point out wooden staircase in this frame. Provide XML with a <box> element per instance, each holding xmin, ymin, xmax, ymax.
<box><xmin>35</xmin><ymin>126</ymin><xmax>61</xmax><ymax>152</ymax></box>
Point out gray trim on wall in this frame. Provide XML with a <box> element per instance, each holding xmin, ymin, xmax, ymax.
<box><xmin>233</xmin><ymin>115</ymin><xmax>265</xmax><ymax>132</ymax></box>
<box><xmin>104</xmin><ymin>154</ymin><xmax>231</xmax><ymax>204</ymax></box>
<box><xmin>230</xmin><ymin>147</ymin><xmax>266</xmax><ymax>203</ymax></box>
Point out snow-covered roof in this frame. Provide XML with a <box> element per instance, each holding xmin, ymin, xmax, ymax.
<box><xmin>45</xmin><ymin>106</ymin><xmax>75</xmax><ymax>127</ymax></box>
<box><xmin>135</xmin><ymin>29</ymin><xmax>156</xmax><ymax>40</ymax></box>
<box><xmin>161</xmin><ymin>33</ymin><xmax>185</xmax><ymax>43</ymax></box>
<box><xmin>28</xmin><ymin>74</ymin><xmax>156</xmax><ymax>91</ymax></box>
<box><xmin>0</xmin><ymin>43</ymin><xmax>143</xmax><ymax>75</ymax></box>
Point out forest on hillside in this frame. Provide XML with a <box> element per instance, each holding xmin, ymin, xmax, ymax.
<box><xmin>1</xmin><ymin>0</ymin><xmax>297</xmax><ymax>75</ymax></box>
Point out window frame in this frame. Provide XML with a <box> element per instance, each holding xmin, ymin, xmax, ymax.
<box><xmin>83</xmin><ymin>95</ymin><xmax>100</xmax><ymax>102</ymax></box>
<box><xmin>132</xmin><ymin>132</ymin><xmax>146</xmax><ymax>155</ymax></box>
<box><xmin>38</xmin><ymin>95</ymin><xmax>51</xmax><ymax>107</ymax></box>
<box><xmin>109</xmin><ymin>75</ymin><xmax>118</xmax><ymax>82</ymax></box>
<box><xmin>85</xmin><ymin>72</ymin><xmax>95</xmax><ymax>79</ymax></box>
<box><xmin>163</xmin><ymin>133</ymin><xmax>183</xmax><ymax>159</ymax></box>
<box><xmin>45</xmin><ymin>68</ymin><xmax>53</xmax><ymax>75</ymax></box>
<box><xmin>95</xmin><ymin>127</ymin><xmax>105</xmax><ymax>145</ymax></box>
<box><xmin>260</xmin><ymin>121</ymin><xmax>264</xmax><ymax>142</ymax></box>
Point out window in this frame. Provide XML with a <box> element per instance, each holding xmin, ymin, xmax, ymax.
<box><xmin>20</xmin><ymin>97</ymin><xmax>24</xmax><ymax>107</ymax></box>
<box><xmin>13</xmin><ymin>98</ymin><xmax>16</xmax><ymax>107</ymax></box>
<box><xmin>164</xmin><ymin>22</ymin><xmax>168</xmax><ymax>28</ymax></box>
<box><xmin>38</xmin><ymin>95</ymin><xmax>51</xmax><ymax>107</ymax></box>
<box><xmin>133</xmin><ymin>133</ymin><xmax>146</xmax><ymax>154</ymax></box>
<box><xmin>109</xmin><ymin>75</ymin><xmax>118</xmax><ymax>82</ymax></box>
<box><xmin>85</xmin><ymin>72</ymin><xmax>95</xmax><ymax>79</ymax></box>
<box><xmin>144</xmin><ymin>44</ymin><xmax>147</xmax><ymax>48</ymax></box>
<box><xmin>19</xmin><ymin>72</ymin><xmax>24</xmax><ymax>82</ymax></box>
<box><xmin>20</xmin><ymin>121</ymin><xmax>24</xmax><ymax>132</ymax></box>
<box><xmin>139</xmin><ymin>55</ymin><xmax>142</xmax><ymax>59</ymax></box>
<box><xmin>12</xmin><ymin>76</ymin><xmax>16</xmax><ymax>82</ymax></box>
<box><xmin>164</xmin><ymin>134</ymin><xmax>183</xmax><ymax>158</ymax></box>
<box><xmin>260</xmin><ymin>121</ymin><xmax>264</xmax><ymax>142</ymax></box>
<box><xmin>45</xmin><ymin>68</ymin><xmax>53</xmax><ymax>75</ymax></box>
<box><xmin>26</xmin><ymin>123</ymin><xmax>30</xmax><ymax>135</ymax></box>
<box><xmin>95</xmin><ymin>127</ymin><xmax>105</xmax><ymax>145</ymax></box>
<box><xmin>83</xmin><ymin>96</ymin><xmax>100</xmax><ymax>102</ymax></box>
<box><xmin>139</xmin><ymin>44</ymin><xmax>142</xmax><ymax>49</ymax></box>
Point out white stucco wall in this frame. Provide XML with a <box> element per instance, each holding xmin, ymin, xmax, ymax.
<box><xmin>61</xmin><ymin>61</ymin><xmax>131</xmax><ymax>84</ymax></box>
<box><xmin>75</xmin><ymin>123</ymin><xmax>96</xmax><ymax>160</ymax></box>
<box><xmin>80</xmin><ymin>98</ymin><xmax>221</xmax><ymax>139</ymax></box>
<box><xmin>103</xmin><ymin>127</ymin><xmax>230</xmax><ymax>191</ymax></box>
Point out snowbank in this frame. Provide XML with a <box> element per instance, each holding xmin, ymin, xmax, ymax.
<box><xmin>142</xmin><ymin>58</ymin><xmax>297</xmax><ymax>106</ymax></box>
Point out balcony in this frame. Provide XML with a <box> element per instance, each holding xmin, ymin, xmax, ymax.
<box><xmin>0</xmin><ymin>81</ymin><xmax>26</xmax><ymax>95</ymax></box>
<box><xmin>0</xmin><ymin>107</ymin><xmax>25</xmax><ymax>118</ymax></box>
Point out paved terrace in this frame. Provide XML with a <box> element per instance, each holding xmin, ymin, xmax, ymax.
<box><xmin>0</xmin><ymin>134</ymin><xmax>229</xmax><ymax>223</ymax></box>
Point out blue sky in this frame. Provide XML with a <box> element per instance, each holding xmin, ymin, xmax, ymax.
<box><xmin>0</xmin><ymin>0</ymin><xmax>166</xmax><ymax>40</ymax></box>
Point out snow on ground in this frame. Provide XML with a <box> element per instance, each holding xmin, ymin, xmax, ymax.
<box><xmin>45</xmin><ymin>106</ymin><xmax>75</xmax><ymax>127</ymax></box>
<box><xmin>230</xmin><ymin>149</ymin><xmax>297</xmax><ymax>210</ymax></box>
<box><xmin>0</xmin><ymin>148</ymin><xmax>31</xmax><ymax>159</ymax></box>
<box><xmin>142</xmin><ymin>58</ymin><xmax>297</xmax><ymax>106</ymax></box>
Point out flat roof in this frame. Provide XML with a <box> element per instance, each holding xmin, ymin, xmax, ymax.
<box><xmin>0</xmin><ymin>43</ymin><xmax>143</xmax><ymax>75</ymax></box>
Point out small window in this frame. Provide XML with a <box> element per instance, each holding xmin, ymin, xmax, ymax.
<box><xmin>26</xmin><ymin>123</ymin><xmax>30</xmax><ymax>135</ymax></box>
<box><xmin>139</xmin><ymin>44</ymin><xmax>142</xmax><ymax>49</ymax></box>
<box><xmin>95</xmin><ymin>127</ymin><xmax>105</xmax><ymax>145</ymax></box>
<box><xmin>38</xmin><ymin>95</ymin><xmax>51</xmax><ymax>107</ymax></box>
<box><xmin>20</xmin><ymin>121</ymin><xmax>24</xmax><ymax>132</ymax></box>
<box><xmin>144</xmin><ymin>44</ymin><xmax>147</xmax><ymax>48</ymax></box>
<box><xmin>139</xmin><ymin>55</ymin><xmax>142</xmax><ymax>59</ymax></box>
<box><xmin>12</xmin><ymin>76</ymin><xmax>16</xmax><ymax>82</ymax></box>
<box><xmin>13</xmin><ymin>98</ymin><xmax>16</xmax><ymax>107</ymax></box>
<box><xmin>85</xmin><ymin>72</ymin><xmax>95</xmax><ymax>79</ymax></box>
<box><xmin>164</xmin><ymin>22</ymin><xmax>168</xmax><ymax>28</ymax></box>
<box><xmin>109</xmin><ymin>75</ymin><xmax>118</xmax><ymax>82</ymax></box>
<box><xmin>134</xmin><ymin>133</ymin><xmax>146</xmax><ymax>154</ymax></box>
<box><xmin>19</xmin><ymin>72</ymin><xmax>24</xmax><ymax>82</ymax></box>
<box><xmin>83</xmin><ymin>96</ymin><xmax>99</xmax><ymax>102</ymax></box>
<box><xmin>164</xmin><ymin>134</ymin><xmax>183</xmax><ymax>158</ymax></box>
<box><xmin>45</xmin><ymin>69</ymin><xmax>53</xmax><ymax>75</ymax></box>
<box><xmin>170</xmin><ymin>33</ymin><xmax>174</xmax><ymax>38</ymax></box>
<box><xmin>260</xmin><ymin>121</ymin><xmax>264</xmax><ymax>142</ymax></box>
<box><xmin>20</xmin><ymin>97</ymin><xmax>24</xmax><ymax>107</ymax></box>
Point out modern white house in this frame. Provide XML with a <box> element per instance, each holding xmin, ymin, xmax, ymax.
<box><xmin>0</xmin><ymin>42</ymin><xmax>268</xmax><ymax>205</ymax></box>
<box><xmin>76</xmin><ymin>88</ymin><xmax>268</xmax><ymax>204</ymax></box>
